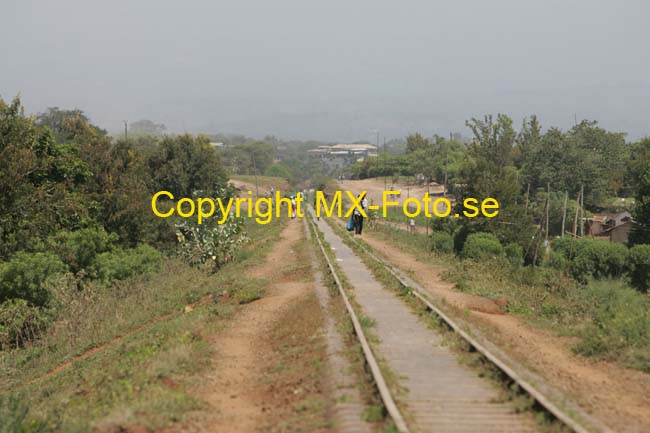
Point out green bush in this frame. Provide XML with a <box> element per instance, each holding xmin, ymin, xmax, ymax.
<box><xmin>504</xmin><ymin>243</ymin><xmax>524</xmax><ymax>266</ymax></box>
<box><xmin>453</xmin><ymin>224</ymin><xmax>478</xmax><ymax>255</ymax></box>
<box><xmin>570</xmin><ymin>239</ymin><xmax>628</xmax><ymax>282</ymax></box>
<box><xmin>0</xmin><ymin>299</ymin><xmax>53</xmax><ymax>348</ymax></box>
<box><xmin>429</xmin><ymin>217</ymin><xmax>458</xmax><ymax>235</ymax></box>
<box><xmin>547</xmin><ymin>251</ymin><xmax>569</xmax><ymax>272</ymax></box>
<box><xmin>552</xmin><ymin>238</ymin><xmax>629</xmax><ymax>282</ymax></box>
<box><xmin>430</xmin><ymin>231</ymin><xmax>453</xmax><ymax>254</ymax></box>
<box><xmin>91</xmin><ymin>244</ymin><xmax>163</xmax><ymax>283</ymax></box>
<box><xmin>551</xmin><ymin>237</ymin><xmax>573</xmax><ymax>258</ymax></box>
<box><xmin>0</xmin><ymin>252</ymin><xmax>67</xmax><ymax>306</ymax></box>
<box><xmin>461</xmin><ymin>232</ymin><xmax>504</xmax><ymax>260</ymax></box>
<box><xmin>575</xmin><ymin>281</ymin><xmax>650</xmax><ymax>371</ymax></box>
<box><xmin>48</xmin><ymin>227</ymin><xmax>117</xmax><ymax>274</ymax></box>
<box><xmin>628</xmin><ymin>244</ymin><xmax>650</xmax><ymax>292</ymax></box>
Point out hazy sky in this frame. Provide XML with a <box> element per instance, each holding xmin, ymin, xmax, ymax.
<box><xmin>2</xmin><ymin>0</ymin><xmax>649</xmax><ymax>142</ymax></box>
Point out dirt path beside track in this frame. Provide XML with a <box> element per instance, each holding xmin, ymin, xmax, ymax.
<box><xmin>174</xmin><ymin>221</ymin><xmax>330</xmax><ymax>433</ymax></box>
<box><xmin>359</xmin><ymin>226</ymin><xmax>650</xmax><ymax>433</ymax></box>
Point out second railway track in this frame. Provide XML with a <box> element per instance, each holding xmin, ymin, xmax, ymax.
<box><xmin>307</xmin><ymin>208</ymin><xmax>612</xmax><ymax>433</ymax></box>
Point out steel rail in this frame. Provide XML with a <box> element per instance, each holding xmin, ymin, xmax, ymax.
<box><xmin>344</xmin><ymin>231</ymin><xmax>615</xmax><ymax>433</ymax></box>
<box><xmin>306</xmin><ymin>216</ymin><xmax>411</xmax><ymax>433</ymax></box>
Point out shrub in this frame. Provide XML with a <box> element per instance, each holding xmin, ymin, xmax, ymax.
<box><xmin>547</xmin><ymin>251</ymin><xmax>569</xmax><ymax>272</ymax></box>
<box><xmin>48</xmin><ymin>227</ymin><xmax>117</xmax><ymax>273</ymax></box>
<box><xmin>504</xmin><ymin>243</ymin><xmax>524</xmax><ymax>266</ymax></box>
<box><xmin>570</xmin><ymin>239</ymin><xmax>628</xmax><ymax>282</ymax></box>
<box><xmin>429</xmin><ymin>217</ymin><xmax>458</xmax><ymax>235</ymax></box>
<box><xmin>575</xmin><ymin>281</ymin><xmax>650</xmax><ymax>371</ymax></box>
<box><xmin>91</xmin><ymin>244</ymin><xmax>163</xmax><ymax>283</ymax></box>
<box><xmin>551</xmin><ymin>237</ymin><xmax>573</xmax><ymax>258</ymax></box>
<box><xmin>430</xmin><ymin>231</ymin><xmax>453</xmax><ymax>254</ymax></box>
<box><xmin>461</xmin><ymin>232</ymin><xmax>504</xmax><ymax>260</ymax></box>
<box><xmin>0</xmin><ymin>299</ymin><xmax>53</xmax><ymax>348</ymax></box>
<box><xmin>0</xmin><ymin>252</ymin><xmax>67</xmax><ymax>306</ymax></box>
<box><xmin>628</xmin><ymin>244</ymin><xmax>650</xmax><ymax>292</ymax></box>
<box><xmin>453</xmin><ymin>224</ymin><xmax>478</xmax><ymax>255</ymax></box>
<box><xmin>176</xmin><ymin>191</ymin><xmax>248</xmax><ymax>271</ymax></box>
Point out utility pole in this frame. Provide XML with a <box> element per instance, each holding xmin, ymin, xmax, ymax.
<box><xmin>377</xmin><ymin>138</ymin><xmax>387</xmax><ymax>191</ymax></box>
<box><xmin>426</xmin><ymin>178</ymin><xmax>430</xmax><ymax>237</ymax></box>
<box><xmin>444</xmin><ymin>132</ymin><xmax>450</xmax><ymax>197</ymax></box>
<box><xmin>545</xmin><ymin>183</ymin><xmax>550</xmax><ymax>244</ymax></box>
<box><xmin>251</xmin><ymin>153</ymin><xmax>259</xmax><ymax>200</ymax></box>
<box><xmin>406</xmin><ymin>178</ymin><xmax>410</xmax><ymax>227</ymax></box>
<box><xmin>123</xmin><ymin>120</ymin><xmax>128</xmax><ymax>141</ymax></box>
<box><xmin>580</xmin><ymin>184</ymin><xmax>584</xmax><ymax>238</ymax></box>
<box><xmin>560</xmin><ymin>191</ymin><xmax>568</xmax><ymax>237</ymax></box>
<box><xmin>570</xmin><ymin>190</ymin><xmax>581</xmax><ymax>261</ymax></box>
<box><xmin>572</xmin><ymin>191</ymin><xmax>580</xmax><ymax>238</ymax></box>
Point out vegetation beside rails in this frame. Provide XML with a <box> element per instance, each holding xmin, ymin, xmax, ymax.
<box><xmin>328</xmin><ymin>220</ymin><xmax>572</xmax><ymax>433</ymax></box>
<box><xmin>0</xmin><ymin>218</ymin><xmax>285</xmax><ymax>432</ymax></box>
<box><xmin>306</xmin><ymin>217</ymin><xmax>402</xmax><ymax>433</ymax></box>
<box><xmin>362</xmin><ymin>222</ymin><xmax>650</xmax><ymax>373</ymax></box>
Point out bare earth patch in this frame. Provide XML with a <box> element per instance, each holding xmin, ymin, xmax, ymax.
<box><xmin>171</xmin><ymin>220</ymin><xmax>330</xmax><ymax>433</ymax></box>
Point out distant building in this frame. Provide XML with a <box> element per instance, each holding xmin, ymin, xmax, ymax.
<box><xmin>307</xmin><ymin>143</ymin><xmax>378</xmax><ymax>172</ymax></box>
<box><xmin>588</xmin><ymin>211</ymin><xmax>633</xmax><ymax>243</ymax></box>
<box><xmin>307</xmin><ymin>143</ymin><xmax>378</xmax><ymax>159</ymax></box>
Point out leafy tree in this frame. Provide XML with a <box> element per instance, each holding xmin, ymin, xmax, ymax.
<box><xmin>148</xmin><ymin>134</ymin><xmax>228</xmax><ymax>197</ymax></box>
<box><xmin>405</xmin><ymin>133</ymin><xmax>432</xmax><ymax>153</ymax></box>
<box><xmin>0</xmin><ymin>97</ymin><xmax>93</xmax><ymax>258</ymax></box>
<box><xmin>35</xmin><ymin>107</ymin><xmax>106</xmax><ymax>143</ymax></box>
<box><xmin>466</xmin><ymin>114</ymin><xmax>516</xmax><ymax>167</ymax></box>
<box><xmin>265</xmin><ymin>163</ymin><xmax>293</xmax><ymax>182</ymax></box>
<box><xmin>129</xmin><ymin>119</ymin><xmax>166</xmax><ymax>136</ymax></box>
<box><xmin>629</xmin><ymin>163</ymin><xmax>650</xmax><ymax>245</ymax></box>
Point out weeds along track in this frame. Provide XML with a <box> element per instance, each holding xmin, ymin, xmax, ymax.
<box><xmin>330</xmin><ymin>219</ymin><xmax>616</xmax><ymax>433</ymax></box>
<box><xmin>306</xmin><ymin>213</ymin><xmax>410</xmax><ymax>433</ymax></box>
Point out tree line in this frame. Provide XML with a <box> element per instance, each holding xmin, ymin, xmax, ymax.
<box><xmin>0</xmin><ymin>97</ymin><xmax>235</xmax><ymax>348</ymax></box>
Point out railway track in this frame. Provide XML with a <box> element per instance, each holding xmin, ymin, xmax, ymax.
<box><xmin>307</xmin><ymin>209</ymin><xmax>613</xmax><ymax>433</ymax></box>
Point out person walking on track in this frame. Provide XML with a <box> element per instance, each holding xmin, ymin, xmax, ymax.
<box><xmin>353</xmin><ymin>192</ymin><xmax>368</xmax><ymax>235</ymax></box>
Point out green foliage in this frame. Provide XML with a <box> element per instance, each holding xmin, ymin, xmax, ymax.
<box><xmin>47</xmin><ymin>227</ymin><xmax>117</xmax><ymax>274</ymax></box>
<box><xmin>461</xmin><ymin>232</ymin><xmax>504</xmax><ymax>260</ymax></box>
<box><xmin>264</xmin><ymin>163</ymin><xmax>293</xmax><ymax>182</ymax></box>
<box><xmin>430</xmin><ymin>231</ymin><xmax>453</xmax><ymax>254</ymax></box>
<box><xmin>221</xmin><ymin>141</ymin><xmax>275</xmax><ymax>176</ymax></box>
<box><xmin>627</xmin><ymin>244</ymin><xmax>650</xmax><ymax>292</ymax></box>
<box><xmin>176</xmin><ymin>191</ymin><xmax>248</xmax><ymax>271</ymax></box>
<box><xmin>0</xmin><ymin>393</ymin><xmax>48</xmax><ymax>433</ymax></box>
<box><xmin>128</xmin><ymin>119</ymin><xmax>166</xmax><ymax>137</ymax></box>
<box><xmin>553</xmin><ymin>238</ymin><xmax>628</xmax><ymax>282</ymax></box>
<box><xmin>547</xmin><ymin>251</ymin><xmax>569</xmax><ymax>272</ymax></box>
<box><xmin>453</xmin><ymin>224</ymin><xmax>477</xmax><ymax>255</ymax></box>
<box><xmin>91</xmin><ymin>245</ymin><xmax>163</xmax><ymax>283</ymax></box>
<box><xmin>466</xmin><ymin>114</ymin><xmax>516</xmax><ymax>167</ymax></box>
<box><xmin>520</xmin><ymin>121</ymin><xmax>627</xmax><ymax>208</ymax></box>
<box><xmin>504</xmin><ymin>243</ymin><xmax>524</xmax><ymax>266</ymax></box>
<box><xmin>630</xmin><ymin>162</ymin><xmax>650</xmax><ymax>245</ymax></box>
<box><xmin>147</xmin><ymin>134</ymin><xmax>227</xmax><ymax>197</ymax></box>
<box><xmin>0</xmin><ymin>299</ymin><xmax>53</xmax><ymax>349</ymax></box>
<box><xmin>574</xmin><ymin>281</ymin><xmax>650</xmax><ymax>371</ymax></box>
<box><xmin>0</xmin><ymin>98</ymin><xmax>93</xmax><ymax>259</ymax></box>
<box><xmin>429</xmin><ymin>214</ymin><xmax>458</xmax><ymax>234</ymax></box>
<box><xmin>0</xmin><ymin>253</ymin><xmax>66</xmax><ymax>307</ymax></box>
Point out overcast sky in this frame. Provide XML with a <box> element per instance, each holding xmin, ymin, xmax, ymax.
<box><xmin>2</xmin><ymin>0</ymin><xmax>648</xmax><ymax>142</ymax></box>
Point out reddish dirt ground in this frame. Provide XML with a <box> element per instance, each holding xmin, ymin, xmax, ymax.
<box><xmin>173</xmin><ymin>221</ymin><xmax>330</xmax><ymax>433</ymax></box>
<box><xmin>360</xmin><ymin>229</ymin><xmax>650</xmax><ymax>433</ymax></box>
